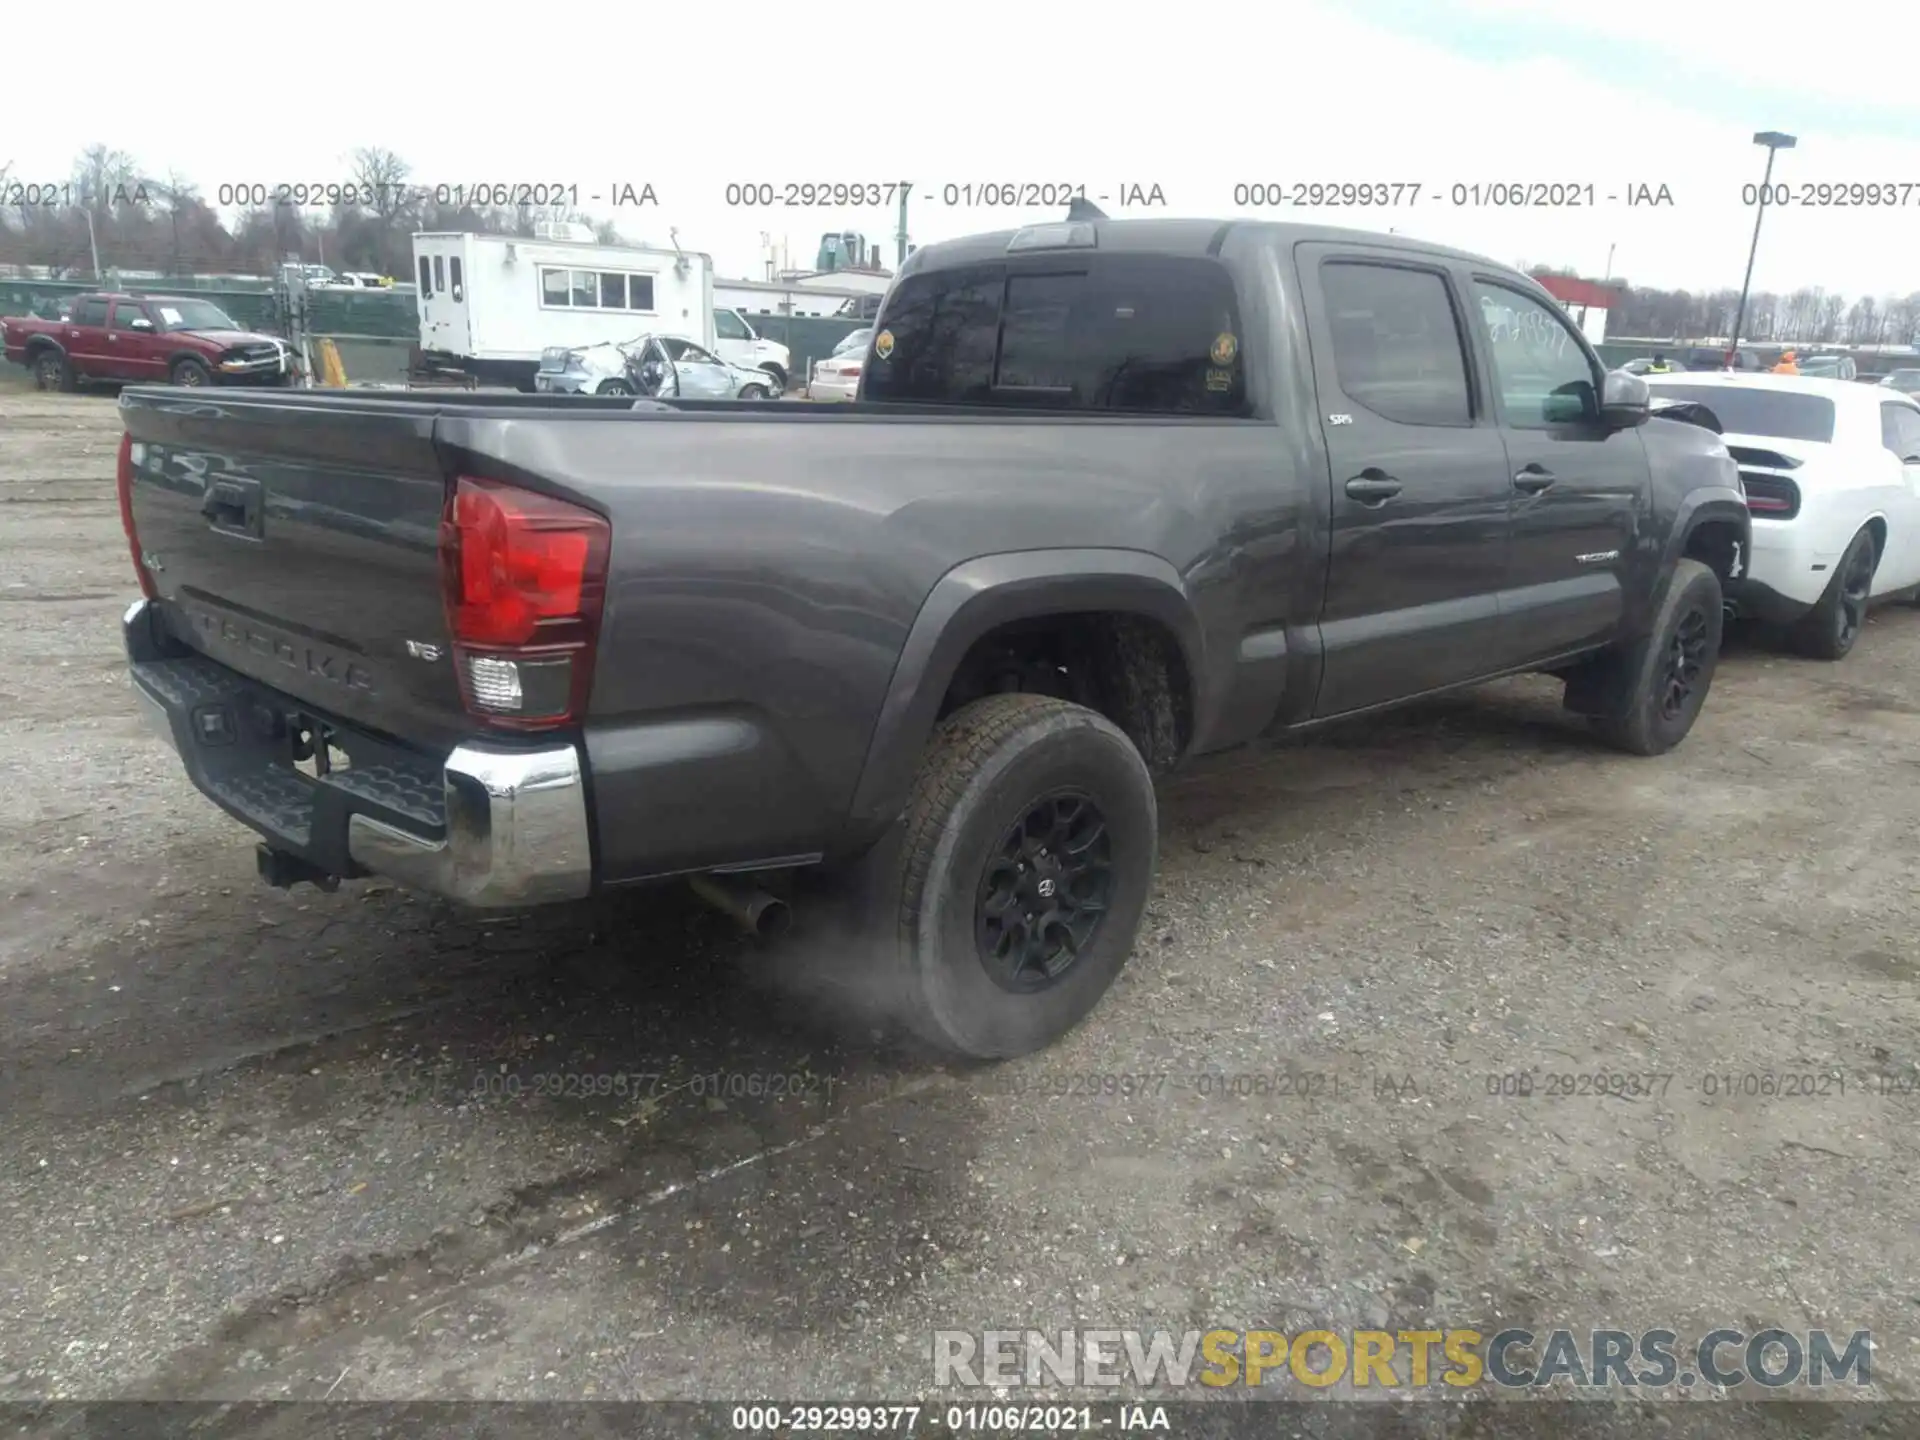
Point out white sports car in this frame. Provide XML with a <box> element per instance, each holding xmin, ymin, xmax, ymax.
<box><xmin>1647</xmin><ymin>372</ymin><xmax>1920</xmax><ymax>658</ymax></box>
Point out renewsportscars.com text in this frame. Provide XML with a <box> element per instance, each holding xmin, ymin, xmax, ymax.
<box><xmin>933</xmin><ymin>1327</ymin><xmax>1872</xmax><ymax>1390</ymax></box>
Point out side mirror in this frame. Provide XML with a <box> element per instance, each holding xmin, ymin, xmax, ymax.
<box><xmin>1599</xmin><ymin>369</ymin><xmax>1651</xmax><ymax>430</ymax></box>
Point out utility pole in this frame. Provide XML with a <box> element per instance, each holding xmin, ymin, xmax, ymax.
<box><xmin>1730</xmin><ymin>131</ymin><xmax>1797</xmax><ymax>365</ymax></box>
<box><xmin>896</xmin><ymin>186</ymin><xmax>910</xmax><ymax>269</ymax></box>
<box><xmin>84</xmin><ymin>208</ymin><xmax>101</xmax><ymax>280</ymax></box>
<box><xmin>1603</xmin><ymin>243</ymin><xmax>1615</xmax><ymax>283</ymax></box>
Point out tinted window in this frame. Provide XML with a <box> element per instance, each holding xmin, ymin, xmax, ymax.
<box><xmin>714</xmin><ymin>309</ymin><xmax>750</xmax><ymax>340</ymax></box>
<box><xmin>862</xmin><ymin>263</ymin><xmax>1000</xmax><ymax>404</ymax></box>
<box><xmin>1319</xmin><ymin>262</ymin><xmax>1471</xmax><ymax>426</ymax></box>
<box><xmin>1646</xmin><ymin>384</ymin><xmax>1836</xmax><ymax>443</ymax></box>
<box><xmin>73</xmin><ymin>298</ymin><xmax>110</xmax><ymax>326</ymax></box>
<box><xmin>568</xmin><ymin>271</ymin><xmax>596</xmax><ymax>308</ymax></box>
<box><xmin>431</xmin><ymin>256</ymin><xmax>445</xmax><ymax>292</ymax></box>
<box><xmin>1474</xmin><ymin>280</ymin><xmax>1597</xmax><ymax>426</ymax></box>
<box><xmin>417</xmin><ymin>255</ymin><xmax>432</xmax><ymax>295</ymax></box>
<box><xmin>449</xmin><ymin>257</ymin><xmax>463</xmax><ymax>300</ymax></box>
<box><xmin>599</xmin><ymin>273</ymin><xmax>627</xmax><ymax>309</ymax></box>
<box><xmin>627</xmin><ymin>274</ymin><xmax>655</xmax><ymax>311</ymax></box>
<box><xmin>864</xmin><ymin>255</ymin><xmax>1248</xmax><ymax>414</ymax></box>
<box><xmin>109</xmin><ymin>302</ymin><xmax>147</xmax><ymax>329</ymax></box>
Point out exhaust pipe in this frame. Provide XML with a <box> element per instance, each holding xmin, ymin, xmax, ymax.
<box><xmin>689</xmin><ymin>873</ymin><xmax>792</xmax><ymax>940</ymax></box>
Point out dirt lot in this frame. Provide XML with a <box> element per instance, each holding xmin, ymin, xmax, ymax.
<box><xmin>1</xmin><ymin>383</ymin><xmax>1917</xmax><ymax>1409</ymax></box>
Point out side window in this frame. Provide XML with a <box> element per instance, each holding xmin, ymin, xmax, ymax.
<box><xmin>448</xmin><ymin>257</ymin><xmax>463</xmax><ymax>302</ymax></box>
<box><xmin>569</xmin><ymin>270</ymin><xmax>597</xmax><ymax>308</ymax></box>
<box><xmin>599</xmin><ymin>273</ymin><xmax>627</xmax><ymax>309</ymax></box>
<box><xmin>627</xmin><ymin>274</ymin><xmax>655</xmax><ymax>311</ymax></box>
<box><xmin>1318</xmin><ymin>261</ymin><xmax>1471</xmax><ymax>426</ymax></box>
<box><xmin>1884</xmin><ymin>403</ymin><xmax>1920</xmax><ymax>461</ymax></box>
<box><xmin>109</xmin><ymin>301</ymin><xmax>147</xmax><ymax>330</ymax></box>
<box><xmin>1473</xmin><ymin>280</ymin><xmax>1599</xmax><ymax>426</ymax></box>
<box><xmin>73</xmin><ymin>298</ymin><xmax>110</xmax><ymax>326</ymax></box>
<box><xmin>418</xmin><ymin>255</ymin><xmax>433</xmax><ymax>296</ymax></box>
<box><xmin>713</xmin><ymin>309</ymin><xmax>750</xmax><ymax>340</ymax></box>
<box><xmin>679</xmin><ymin>344</ymin><xmax>720</xmax><ymax>365</ymax></box>
<box><xmin>540</xmin><ymin>268</ymin><xmax>569</xmax><ymax>307</ymax></box>
<box><xmin>431</xmin><ymin>255</ymin><xmax>445</xmax><ymax>293</ymax></box>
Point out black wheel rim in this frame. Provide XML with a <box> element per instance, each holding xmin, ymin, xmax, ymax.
<box><xmin>975</xmin><ymin>790</ymin><xmax>1113</xmax><ymax>993</ymax></box>
<box><xmin>1659</xmin><ymin>606</ymin><xmax>1710</xmax><ymax>722</ymax></box>
<box><xmin>1836</xmin><ymin>543</ymin><xmax>1874</xmax><ymax>647</ymax></box>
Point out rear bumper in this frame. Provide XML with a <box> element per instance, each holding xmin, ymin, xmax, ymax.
<box><xmin>125</xmin><ymin>599</ymin><xmax>591</xmax><ymax>907</ymax></box>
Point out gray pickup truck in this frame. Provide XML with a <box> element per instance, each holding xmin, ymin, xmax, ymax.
<box><xmin>118</xmin><ymin>216</ymin><xmax>1751</xmax><ymax>1060</ymax></box>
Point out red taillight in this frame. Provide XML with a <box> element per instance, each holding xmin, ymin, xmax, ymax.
<box><xmin>117</xmin><ymin>432</ymin><xmax>157</xmax><ymax>600</ymax></box>
<box><xmin>439</xmin><ymin>476</ymin><xmax>610</xmax><ymax>732</ymax></box>
<box><xmin>1745</xmin><ymin>495</ymin><xmax>1792</xmax><ymax>512</ymax></box>
<box><xmin>839</xmin><ymin>362</ymin><xmax>862</xmax><ymax>377</ymax></box>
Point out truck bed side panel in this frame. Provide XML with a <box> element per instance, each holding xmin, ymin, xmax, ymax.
<box><xmin>436</xmin><ymin>409</ymin><xmax>1303</xmax><ymax>880</ymax></box>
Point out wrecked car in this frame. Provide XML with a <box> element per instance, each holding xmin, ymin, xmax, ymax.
<box><xmin>533</xmin><ymin>334</ymin><xmax>781</xmax><ymax>399</ymax></box>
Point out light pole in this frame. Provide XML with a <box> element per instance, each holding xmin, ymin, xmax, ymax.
<box><xmin>83</xmin><ymin>207</ymin><xmax>101</xmax><ymax>280</ymax></box>
<box><xmin>1602</xmin><ymin>242</ymin><xmax>1615</xmax><ymax>283</ymax></box>
<box><xmin>1729</xmin><ymin>130</ymin><xmax>1797</xmax><ymax>365</ymax></box>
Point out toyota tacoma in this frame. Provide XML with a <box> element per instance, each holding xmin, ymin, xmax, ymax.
<box><xmin>116</xmin><ymin>215</ymin><xmax>1750</xmax><ymax>1059</ymax></box>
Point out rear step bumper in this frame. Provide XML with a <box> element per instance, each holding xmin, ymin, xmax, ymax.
<box><xmin>125</xmin><ymin>599</ymin><xmax>592</xmax><ymax>908</ymax></box>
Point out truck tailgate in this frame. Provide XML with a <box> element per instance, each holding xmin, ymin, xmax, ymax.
<box><xmin>121</xmin><ymin>389</ymin><xmax>465</xmax><ymax>749</ymax></box>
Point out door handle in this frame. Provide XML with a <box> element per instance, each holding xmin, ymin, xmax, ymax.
<box><xmin>1513</xmin><ymin>466</ymin><xmax>1556</xmax><ymax>494</ymax></box>
<box><xmin>1344</xmin><ymin>471</ymin><xmax>1403</xmax><ymax>504</ymax></box>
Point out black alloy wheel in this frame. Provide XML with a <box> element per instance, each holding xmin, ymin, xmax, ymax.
<box><xmin>1658</xmin><ymin>605</ymin><xmax>1711</xmax><ymax>723</ymax></box>
<box><xmin>1833</xmin><ymin>539</ymin><xmax>1876</xmax><ymax>652</ymax></box>
<box><xmin>974</xmin><ymin>790</ymin><xmax>1113</xmax><ymax>992</ymax></box>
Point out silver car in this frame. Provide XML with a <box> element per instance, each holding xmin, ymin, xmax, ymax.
<box><xmin>534</xmin><ymin>334</ymin><xmax>782</xmax><ymax>399</ymax></box>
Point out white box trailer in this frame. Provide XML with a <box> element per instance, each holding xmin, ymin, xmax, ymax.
<box><xmin>411</xmin><ymin>232</ymin><xmax>719</xmax><ymax>391</ymax></box>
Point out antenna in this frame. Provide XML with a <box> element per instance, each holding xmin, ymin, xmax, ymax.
<box><xmin>1065</xmin><ymin>197</ymin><xmax>1108</xmax><ymax>222</ymax></box>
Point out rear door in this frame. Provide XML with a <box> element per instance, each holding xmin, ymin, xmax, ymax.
<box><xmin>1296</xmin><ymin>243</ymin><xmax>1514</xmax><ymax>716</ymax></box>
<box><xmin>122</xmin><ymin>393</ymin><xmax>467</xmax><ymax>748</ymax></box>
<box><xmin>1468</xmin><ymin>275</ymin><xmax>1648</xmax><ymax>662</ymax></box>
<box><xmin>416</xmin><ymin>244</ymin><xmax>471</xmax><ymax>355</ymax></box>
<box><xmin>65</xmin><ymin>296</ymin><xmax>111</xmax><ymax>376</ymax></box>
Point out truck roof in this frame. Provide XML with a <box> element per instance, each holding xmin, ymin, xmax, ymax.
<box><xmin>908</xmin><ymin>216</ymin><xmax>1517</xmax><ymax>275</ymax></box>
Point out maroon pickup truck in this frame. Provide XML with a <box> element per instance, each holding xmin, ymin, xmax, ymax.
<box><xmin>3</xmin><ymin>292</ymin><xmax>294</xmax><ymax>391</ymax></box>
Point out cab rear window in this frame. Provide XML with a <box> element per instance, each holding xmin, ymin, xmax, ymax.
<box><xmin>862</xmin><ymin>255</ymin><xmax>1250</xmax><ymax>415</ymax></box>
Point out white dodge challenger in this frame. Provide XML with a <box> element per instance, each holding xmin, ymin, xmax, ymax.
<box><xmin>1647</xmin><ymin>372</ymin><xmax>1920</xmax><ymax>659</ymax></box>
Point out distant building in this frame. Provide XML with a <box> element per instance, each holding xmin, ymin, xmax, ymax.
<box><xmin>1533</xmin><ymin>274</ymin><xmax>1620</xmax><ymax>345</ymax></box>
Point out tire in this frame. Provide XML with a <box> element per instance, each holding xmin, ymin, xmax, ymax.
<box><xmin>758</xmin><ymin>366</ymin><xmax>786</xmax><ymax>393</ymax></box>
<box><xmin>31</xmin><ymin>348</ymin><xmax>73</xmax><ymax>393</ymax></box>
<box><xmin>1586</xmin><ymin>558</ymin><xmax>1724</xmax><ymax>756</ymax></box>
<box><xmin>597</xmin><ymin>379</ymin><xmax>634</xmax><ymax>397</ymax></box>
<box><xmin>1788</xmin><ymin>526</ymin><xmax>1877</xmax><ymax>660</ymax></box>
<box><xmin>868</xmin><ymin>693</ymin><xmax>1158</xmax><ymax>1060</ymax></box>
<box><xmin>170</xmin><ymin>357</ymin><xmax>212</xmax><ymax>387</ymax></box>
<box><xmin>737</xmin><ymin>383</ymin><xmax>770</xmax><ymax>401</ymax></box>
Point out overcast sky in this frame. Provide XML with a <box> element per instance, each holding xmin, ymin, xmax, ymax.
<box><xmin>9</xmin><ymin>0</ymin><xmax>1920</xmax><ymax>296</ymax></box>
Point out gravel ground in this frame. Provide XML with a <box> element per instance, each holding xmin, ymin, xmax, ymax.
<box><xmin>1</xmin><ymin>383</ymin><xmax>1916</xmax><ymax>1410</ymax></box>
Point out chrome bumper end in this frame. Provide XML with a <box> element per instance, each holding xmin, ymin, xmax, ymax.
<box><xmin>348</xmin><ymin>745</ymin><xmax>593</xmax><ymax>908</ymax></box>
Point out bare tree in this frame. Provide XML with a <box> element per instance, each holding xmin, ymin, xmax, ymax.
<box><xmin>70</xmin><ymin>143</ymin><xmax>139</xmax><ymax>212</ymax></box>
<box><xmin>348</xmin><ymin>146</ymin><xmax>417</xmax><ymax>227</ymax></box>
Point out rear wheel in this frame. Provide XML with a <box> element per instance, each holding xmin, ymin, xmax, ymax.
<box><xmin>864</xmin><ymin>693</ymin><xmax>1157</xmax><ymax>1060</ymax></box>
<box><xmin>1789</xmin><ymin>526</ymin><xmax>1877</xmax><ymax>660</ymax></box>
<box><xmin>32</xmin><ymin>349</ymin><xmax>73</xmax><ymax>393</ymax></box>
<box><xmin>597</xmin><ymin>378</ymin><xmax>634</xmax><ymax>397</ymax></box>
<box><xmin>1582</xmin><ymin>558</ymin><xmax>1724</xmax><ymax>756</ymax></box>
<box><xmin>170</xmin><ymin>357</ymin><xmax>211</xmax><ymax>387</ymax></box>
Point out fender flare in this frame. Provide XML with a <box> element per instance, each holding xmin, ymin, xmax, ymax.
<box><xmin>843</xmin><ymin>549</ymin><xmax>1207</xmax><ymax>831</ymax></box>
<box><xmin>1657</xmin><ymin>488</ymin><xmax>1750</xmax><ymax>602</ymax></box>
<box><xmin>21</xmin><ymin>335</ymin><xmax>66</xmax><ymax>361</ymax></box>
